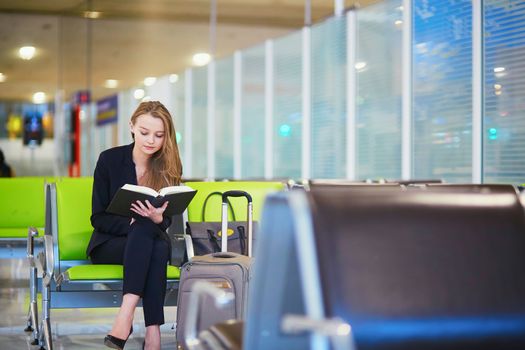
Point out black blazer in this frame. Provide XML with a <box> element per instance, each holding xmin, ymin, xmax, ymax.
<box><xmin>86</xmin><ymin>143</ymin><xmax>171</xmax><ymax>257</ymax></box>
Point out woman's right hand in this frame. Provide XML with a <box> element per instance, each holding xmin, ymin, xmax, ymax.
<box><xmin>130</xmin><ymin>200</ymin><xmax>169</xmax><ymax>224</ymax></box>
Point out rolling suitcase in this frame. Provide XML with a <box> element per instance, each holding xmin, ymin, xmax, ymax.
<box><xmin>176</xmin><ymin>190</ymin><xmax>254</xmax><ymax>349</ymax></box>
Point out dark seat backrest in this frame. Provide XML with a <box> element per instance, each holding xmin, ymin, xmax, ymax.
<box><xmin>308</xmin><ymin>188</ymin><xmax>525</xmax><ymax>349</ymax></box>
<box><xmin>423</xmin><ymin>183</ymin><xmax>519</xmax><ymax>194</ymax></box>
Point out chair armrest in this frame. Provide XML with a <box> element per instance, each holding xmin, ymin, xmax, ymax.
<box><xmin>38</xmin><ymin>234</ymin><xmax>55</xmax><ymax>286</ymax></box>
<box><xmin>281</xmin><ymin>314</ymin><xmax>355</xmax><ymax>350</ymax></box>
<box><xmin>167</xmin><ymin>233</ymin><xmax>186</xmax><ymax>267</ymax></box>
<box><xmin>27</xmin><ymin>227</ymin><xmax>39</xmax><ymax>262</ymax></box>
<box><xmin>184</xmin><ymin>234</ymin><xmax>195</xmax><ymax>261</ymax></box>
<box><xmin>184</xmin><ymin>280</ymin><xmax>234</xmax><ymax>350</ymax></box>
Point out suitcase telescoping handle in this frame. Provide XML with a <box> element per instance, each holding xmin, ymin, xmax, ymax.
<box><xmin>221</xmin><ymin>190</ymin><xmax>254</xmax><ymax>257</ymax></box>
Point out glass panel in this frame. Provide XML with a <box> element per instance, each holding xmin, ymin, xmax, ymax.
<box><xmin>191</xmin><ymin>67</ymin><xmax>208</xmax><ymax>178</ymax></box>
<box><xmin>174</xmin><ymin>73</ymin><xmax>186</xmax><ymax>169</ymax></box>
<box><xmin>215</xmin><ymin>58</ymin><xmax>234</xmax><ymax>179</ymax></box>
<box><xmin>274</xmin><ymin>31</ymin><xmax>302</xmax><ymax>179</ymax></box>
<box><xmin>413</xmin><ymin>0</ymin><xmax>473</xmax><ymax>182</ymax></box>
<box><xmin>483</xmin><ymin>0</ymin><xmax>525</xmax><ymax>184</ymax></box>
<box><xmin>356</xmin><ymin>0</ymin><xmax>403</xmax><ymax>180</ymax></box>
<box><xmin>311</xmin><ymin>16</ymin><xmax>347</xmax><ymax>179</ymax></box>
<box><xmin>241</xmin><ymin>44</ymin><xmax>266</xmax><ymax>179</ymax></box>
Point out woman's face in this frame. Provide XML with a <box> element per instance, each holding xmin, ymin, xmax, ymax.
<box><xmin>130</xmin><ymin>113</ymin><xmax>165</xmax><ymax>157</ymax></box>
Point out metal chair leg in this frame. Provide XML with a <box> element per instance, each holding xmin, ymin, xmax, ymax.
<box><xmin>41</xmin><ymin>317</ymin><xmax>53</xmax><ymax>350</ymax></box>
<box><xmin>39</xmin><ymin>277</ymin><xmax>53</xmax><ymax>350</ymax></box>
<box><xmin>24</xmin><ymin>303</ymin><xmax>33</xmax><ymax>332</ymax></box>
<box><xmin>29</xmin><ymin>264</ymin><xmax>40</xmax><ymax>344</ymax></box>
<box><xmin>26</xmin><ymin>227</ymin><xmax>40</xmax><ymax>344</ymax></box>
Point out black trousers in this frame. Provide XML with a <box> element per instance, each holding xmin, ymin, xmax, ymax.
<box><xmin>90</xmin><ymin>219</ymin><xmax>170</xmax><ymax>326</ymax></box>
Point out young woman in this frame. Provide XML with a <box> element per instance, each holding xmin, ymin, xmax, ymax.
<box><xmin>86</xmin><ymin>101</ymin><xmax>182</xmax><ymax>350</ymax></box>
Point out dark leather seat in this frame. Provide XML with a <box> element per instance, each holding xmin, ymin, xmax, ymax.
<box><xmin>193</xmin><ymin>186</ymin><xmax>525</xmax><ymax>349</ymax></box>
<box><xmin>309</xmin><ymin>188</ymin><xmax>525</xmax><ymax>349</ymax></box>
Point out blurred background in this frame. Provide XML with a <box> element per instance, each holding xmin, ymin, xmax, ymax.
<box><xmin>0</xmin><ymin>0</ymin><xmax>523</xmax><ymax>185</ymax></box>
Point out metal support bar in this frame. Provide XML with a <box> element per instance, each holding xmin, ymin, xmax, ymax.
<box><xmin>401</xmin><ymin>0</ymin><xmax>413</xmax><ymax>180</ymax></box>
<box><xmin>472</xmin><ymin>0</ymin><xmax>483</xmax><ymax>183</ymax></box>
<box><xmin>282</xmin><ymin>314</ymin><xmax>356</xmax><ymax>350</ymax></box>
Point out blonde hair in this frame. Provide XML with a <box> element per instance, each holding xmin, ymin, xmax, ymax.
<box><xmin>130</xmin><ymin>101</ymin><xmax>182</xmax><ymax>190</ymax></box>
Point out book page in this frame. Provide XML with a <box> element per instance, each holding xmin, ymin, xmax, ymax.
<box><xmin>159</xmin><ymin>185</ymin><xmax>194</xmax><ymax>196</ymax></box>
<box><xmin>122</xmin><ymin>184</ymin><xmax>159</xmax><ymax>197</ymax></box>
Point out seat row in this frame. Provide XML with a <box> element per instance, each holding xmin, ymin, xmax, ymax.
<box><xmin>184</xmin><ymin>184</ymin><xmax>525</xmax><ymax>349</ymax></box>
<box><xmin>2</xmin><ymin>178</ymin><xmax>525</xmax><ymax>349</ymax></box>
<box><xmin>0</xmin><ymin>177</ymin><xmax>285</xmax><ymax>349</ymax></box>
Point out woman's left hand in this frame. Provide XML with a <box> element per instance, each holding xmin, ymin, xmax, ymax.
<box><xmin>130</xmin><ymin>200</ymin><xmax>169</xmax><ymax>224</ymax></box>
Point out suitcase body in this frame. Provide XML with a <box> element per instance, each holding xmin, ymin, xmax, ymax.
<box><xmin>176</xmin><ymin>191</ymin><xmax>254</xmax><ymax>348</ymax></box>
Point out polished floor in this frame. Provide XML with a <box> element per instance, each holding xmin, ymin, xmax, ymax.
<box><xmin>0</xmin><ymin>250</ymin><xmax>178</xmax><ymax>350</ymax></box>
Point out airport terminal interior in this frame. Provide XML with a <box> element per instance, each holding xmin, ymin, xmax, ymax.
<box><xmin>1</xmin><ymin>0</ymin><xmax>525</xmax><ymax>349</ymax></box>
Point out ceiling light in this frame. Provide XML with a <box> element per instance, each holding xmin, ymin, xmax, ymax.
<box><xmin>104</xmin><ymin>79</ymin><xmax>118</xmax><ymax>88</ymax></box>
<box><xmin>355</xmin><ymin>61</ymin><xmax>367</xmax><ymax>71</ymax></box>
<box><xmin>144</xmin><ymin>77</ymin><xmax>157</xmax><ymax>86</ymax></box>
<box><xmin>494</xmin><ymin>84</ymin><xmax>502</xmax><ymax>90</ymax></box>
<box><xmin>394</xmin><ymin>20</ymin><xmax>403</xmax><ymax>27</ymax></box>
<box><xmin>19</xmin><ymin>46</ymin><xmax>36</xmax><ymax>60</ymax></box>
<box><xmin>494</xmin><ymin>67</ymin><xmax>506</xmax><ymax>73</ymax></box>
<box><xmin>134</xmin><ymin>88</ymin><xmax>145</xmax><ymax>100</ymax></box>
<box><xmin>33</xmin><ymin>92</ymin><xmax>46</xmax><ymax>104</ymax></box>
<box><xmin>0</xmin><ymin>73</ymin><xmax>5</xmax><ymax>83</ymax></box>
<box><xmin>83</xmin><ymin>11</ymin><xmax>101</xmax><ymax>19</ymax></box>
<box><xmin>169</xmin><ymin>74</ymin><xmax>179</xmax><ymax>83</ymax></box>
<box><xmin>192</xmin><ymin>53</ymin><xmax>211</xmax><ymax>67</ymax></box>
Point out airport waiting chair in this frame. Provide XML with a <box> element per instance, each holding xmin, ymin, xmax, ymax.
<box><xmin>183</xmin><ymin>181</ymin><xmax>286</xmax><ymax>260</ymax></box>
<box><xmin>0</xmin><ymin>177</ymin><xmax>48</xmax><ymax>344</ymax></box>
<box><xmin>187</xmin><ymin>186</ymin><xmax>525</xmax><ymax>349</ymax></box>
<box><xmin>278</xmin><ymin>188</ymin><xmax>525</xmax><ymax>349</ymax></box>
<box><xmin>0</xmin><ymin>177</ymin><xmax>46</xmax><ymax>255</ymax></box>
<box><xmin>32</xmin><ymin>178</ymin><xmax>181</xmax><ymax>350</ymax></box>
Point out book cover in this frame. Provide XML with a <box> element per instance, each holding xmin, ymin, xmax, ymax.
<box><xmin>106</xmin><ymin>184</ymin><xmax>197</xmax><ymax>218</ymax></box>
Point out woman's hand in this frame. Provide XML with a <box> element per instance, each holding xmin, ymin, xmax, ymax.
<box><xmin>130</xmin><ymin>200</ymin><xmax>169</xmax><ymax>224</ymax></box>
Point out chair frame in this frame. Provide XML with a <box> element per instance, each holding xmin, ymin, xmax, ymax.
<box><xmin>29</xmin><ymin>182</ymin><xmax>180</xmax><ymax>350</ymax></box>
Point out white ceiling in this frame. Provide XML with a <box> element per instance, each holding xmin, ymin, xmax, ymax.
<box><xmin>0</xmin><ymin>0</ymin><xmax>376</xmax><ymax>102</ymax></box>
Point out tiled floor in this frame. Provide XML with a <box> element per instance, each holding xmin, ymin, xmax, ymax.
<box><xmin>0</xmin><ymin>254</ymin><xmax>178</xmax><ymax>349</ymax></box>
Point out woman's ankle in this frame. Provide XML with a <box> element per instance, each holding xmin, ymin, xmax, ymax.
<box><xmin>109</xmin><ymin>314</ymin><xmax>134</xmax><ymax>339</ymax></box>
<box><xmin>144</xmin><ymin>325</ymin><xmax>161</xmax><ymax>350</ymax></box>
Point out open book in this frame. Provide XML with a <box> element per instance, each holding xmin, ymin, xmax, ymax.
<box><xmin>106</xmin><ymin>184</ymin><xmax>197</xmax><ymax>218</ymax></box>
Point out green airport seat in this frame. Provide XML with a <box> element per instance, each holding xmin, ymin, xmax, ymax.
<box><xmin>31</xmin><ymin>178</ymin><xmax>181</xmax><ymax>350</ymax></box>
<box><xmin>0</xmin><ymin>177</ymin><xmax>46</xmax><ymax>240</ymax></box>
<box><xmin>62</xmin><ymin>264</ymin><xmax>180</xmax><ymax>281</ymax></box>
<box><xmin>185</xmin><ymin>181</ymin><xmax>286</xmax><ymax>222</ymax></box>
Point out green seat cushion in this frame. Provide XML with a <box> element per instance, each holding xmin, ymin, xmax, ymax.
<box><xmin>0</xmin><ymin>177</ymin><xmax>46</xmax><ymax>237</ymax></box>
<box><xmin>64</xmin><ymin>264</ymin><xmax>180</xmax><ymax>280</ymax></box>
<box><xmin>0</xmin><ymin>227</ymin><xmax>44</xmax><ymax>238</ymax></box>
<box><xmin>185</xmin><ymin>181</ymin><xmax>285</xmax><ymax>222</ymax></box>
<box><xmin>56</xmin><ymin>178</ymin><xmax>94</xmax><ymax>260</ymax></box>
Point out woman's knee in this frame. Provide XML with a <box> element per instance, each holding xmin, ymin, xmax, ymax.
<box><xmin>152</xmin><ymin>239</ymin><xmax>170</xmax><ymax>262</ymax></box>
<box><xmin>128</xmin><ymin>219</ymin><xmax>159</xmax><ymax>239</ymax></box>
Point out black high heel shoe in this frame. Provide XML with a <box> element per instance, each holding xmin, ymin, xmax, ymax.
<box><xmin>104</xmin><ymin>326</ymin><xmax>133</xmax><ymax>350</ymax></box>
